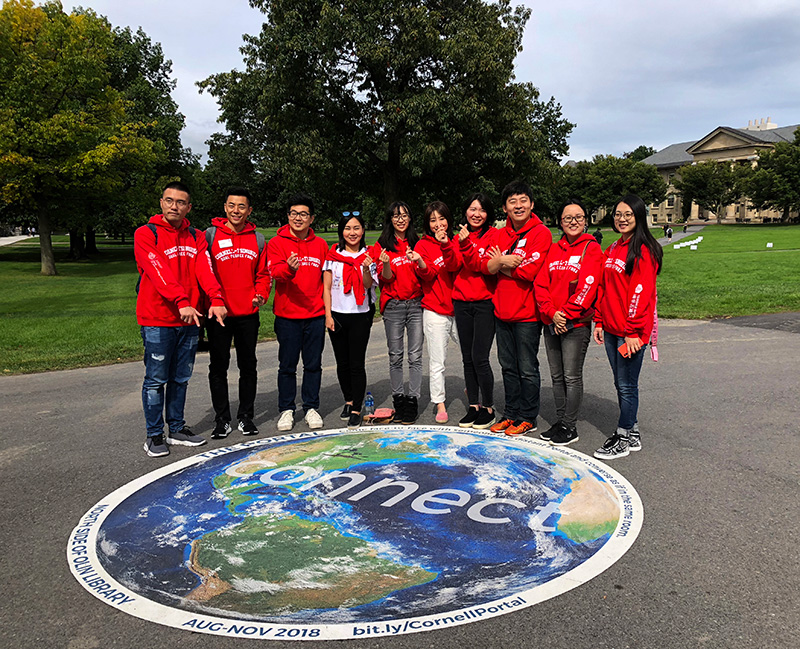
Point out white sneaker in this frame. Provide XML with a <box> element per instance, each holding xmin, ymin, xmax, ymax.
<box><xmin>277</xmin><ymin>410</ymin><xmax>294</xmax><ymax>431</ymax></box>
<box><xmin>304</xmin><ymin>408</ymin><xmax>323</xmax><ymax>429</ymax></box>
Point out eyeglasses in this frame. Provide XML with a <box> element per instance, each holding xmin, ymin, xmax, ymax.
<box><xmin>561</xmin><ymin>215</ymin><xmax>586</xmax><ymax>224</ymax></box>
<box><xmin>392</xmin><ymin>213</ymin><xmax>410</xmax><ymax>221</ymax></box>
<box><xmin>343</xmin><ymin>211</ymin><xmax>361</xmax><ymax>217</ymax></box>
<box><xmin>162</xmin><ymin>197</ymin><xmax>188</xmax><ymax>208</ymax></box>
<box><xmin>289</xmin><ymin>210</ymin><xmax>311</xmax><ymax>219</ymax></box>
<box><xmin>614</xmin><ymin>211</ymin><xmax>634</xmax><ymax>220</ymax></box>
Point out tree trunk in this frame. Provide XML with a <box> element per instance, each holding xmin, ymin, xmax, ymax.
<box><xmin>782</xmin><ymin>205</ymin><xmax>790</xmax><ymax>223</ymax></box>
<box><xmin>69</xmin><ymin>228</ymin><xmax>86</xmax><ymax>260</ymax></box>
<box><xmin>38</xmin><ymin>208</ymin><xmax>57</xmax><ymax>276</ymax></box>
<box><xmin>382</xmin><ymin>135</ymin><xmax>401</xmax><ymax>209</ymax></box>
<box><xmin>85</xmin><ymin>226</ymin><xmax>99</xmax><ymax>254</ymax></box>
<box><xmin>121</xmin><ymin>232</ymin><xmax>126</xmax><ymax>245</ymax></box>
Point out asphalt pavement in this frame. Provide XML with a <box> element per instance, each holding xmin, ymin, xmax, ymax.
<box><xmin>1</xmin><ymin>314</ymin><xmax>798</xmax><ymax>648</ymax></box>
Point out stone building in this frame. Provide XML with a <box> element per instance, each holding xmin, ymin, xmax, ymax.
<box><xmin>642</xmin><ymin>118</ymin><xmax>799</xmax><ymax>224</ymax></box>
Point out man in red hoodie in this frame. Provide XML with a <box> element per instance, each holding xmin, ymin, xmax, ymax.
<box><xmin>267</xmin><ymin>193</ymin><xmax>328</xmax><ymax>432</ymax></box>
<box><xmin>134</xmin><ymin>182</ymin><xmax>227</xmax><ymax>458</ymax></box>
<box><xmin>482</xmin><ymin>180</ymin><xmax>551</xmax><ymax>437</ymax></box>
<box><xmin>205</xmin><ymin>187</ymin><xmax>271</xmax><ymax>439</ymax></box>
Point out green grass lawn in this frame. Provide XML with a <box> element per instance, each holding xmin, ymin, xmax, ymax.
<box><xmin>657</xmin><ymin>224</ymin><xmax>800</xmax><ymax>318</ymax></box>
<box><xmin>1</xmin><ymin>224</ymin><xmax>798</xmax><ymax>374</ymax></box>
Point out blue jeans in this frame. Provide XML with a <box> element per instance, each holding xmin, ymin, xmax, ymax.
<box><xmin>382</xmin><ymin>298</ymin><xmax>424</xmax><ymax>398</ymax></box>
<box><xmin>495</xmin><ymin>319</ymin><xmax>542</xmax><ymax>422</ymax></box>
<box><xmin>274</xmin><ymin>315</ymin><xmax>325</xmax><ymax>413</ymax></box>
<box><xmin>141</xmin><ymin>325</ymin><xmax>199</xmax><ymax>437</ymax></box>
<box><xmin>543</xmin><ymin>325</ymin><xmax>591</xmax><ymax>426</ymax></box>
<box><xmin>603</xmin><ymin>332</ymin><xmax>646</xmax><ymax>430</ymax></box>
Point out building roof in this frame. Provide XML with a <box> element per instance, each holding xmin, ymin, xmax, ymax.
<box><xmin>641</xmin><ymin>141</ymin><xmax>695</xmax><ymax>168</ymax></box>
<box><xmin>641</xmin><ymin>124</ymin><xmax>800</xmax><ymax>169</ymax></box>
<box><xmin>736</xmin><ymin>124</ymin><xmax>798</xmax><ymax>143</ymax></box>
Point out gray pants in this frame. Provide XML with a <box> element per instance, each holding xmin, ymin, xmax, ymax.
<box><xmin>543</xmin><ymin>325</ymin><xmax>591</xmax><ymax>427</ymax></box>
<box><xmin>382</xmin><ymin>298</ymin><xmax>423</xmax><ymax>398</ymax></box>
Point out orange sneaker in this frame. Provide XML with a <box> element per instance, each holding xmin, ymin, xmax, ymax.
<box><xmin>505</xmin><ymin>420</ymin><xmax>537</xmax><ymax>436</ymax></box>
<box><xmin>490</xmin><ymin>418</ymin><xmax>515</xmax><ymax>433</ymax></box>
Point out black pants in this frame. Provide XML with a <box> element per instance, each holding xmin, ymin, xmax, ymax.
<box><xmin>207</xmin><ymin>312</ymin><xmax>259</xmax><ymax>423</ymax></box>
<box><xmin>453</xmin><ymin>299</ymin><xmax>496</xmax><ymax>407</ymax></box>
<box><xmin>328</xmin><ymin>308</ymin><xmax>374</xmax><ymax>411</ymax></box>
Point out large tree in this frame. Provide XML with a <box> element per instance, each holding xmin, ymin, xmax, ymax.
<box><xmin>623</xmin><ymin>145</ymin><xmax>656</xmax><ymax>162</ymax></box>
<box><xmin>200</xmin><ymin>0</ymin><xmax>573</xmax><ymax>218</ymax></box>
<box><xmin>674</xmin><ymin>160</ymin><xmax>745</xmax><ymax>223</ymax></box>
<box><xmin>92</xmin><ymin>24</ymin><xmax>198</xmax><ymax>247</ymax></box>
<box><xmin>0</xmin><ymin>1</ymin><xmax>163</xmax><ymax>274</ymax></box>
<box><xmin>744</xmin><ymin>128</ymin><xmax>800</xmax><ymax>222</ymax></box>
<box><xmin>559</xmin><ymin>155</ymin><xmax>667</xmax><ymax>222</ymax></box>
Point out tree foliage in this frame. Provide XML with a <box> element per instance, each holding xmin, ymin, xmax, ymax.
<box><xmin>199</xmin><ymin>0</ymin><xmax>573</xmax><ymax>221</ymax></box>
<box><xmin>0</xmin><ymin>1</ymin><xmax>188</xmax><ymax>274</ymax></box>
<box><xmin>559</xmin><ymin>155</ymin><xmax>667</xmax><ymax>222</ymax></box>
<box><xmin>623</xmin><ymin>145</ymin><xmax>656</xmax><ymax>162</ymax></box>
<box><xmin>744</xmin><ymin>128</ymin><xmax>800</xmax><ymax>222</ymax></box>
<box><xmin>674</xmin><ymin>160</ymin><xmax>746</xmax><ymax>223</ymax></box>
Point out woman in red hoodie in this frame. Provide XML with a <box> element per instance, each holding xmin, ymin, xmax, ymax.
<box><xmin>370</xmin><ymin>202</ymin><xmax>423</xmax><ymax>424</ymax></box>
<box><xmin>534</xmin><ymin>199</ymin><xmax>602</xmax><ymax>447</ymax></box>
<box><xmin>453</xmin><ymin>193</ymin><xmax>499</xmax><ymax>429</ymax></box>
<box><xmin>592</xmin><ymin>194</ymin><xmax>663</xmax><ymax>460</ymax></box>
<box><xmin>410</xmin><ymin>201</ymin><xmax>461</xmax><ymax>423</ymax></box>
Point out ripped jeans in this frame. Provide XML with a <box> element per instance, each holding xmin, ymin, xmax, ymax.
<box><xmin>141</xmin><ymin>325</ymin><xmax>199</xmax><ymax>437</ymax></box>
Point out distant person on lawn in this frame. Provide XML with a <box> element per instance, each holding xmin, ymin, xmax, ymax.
<box><xmin>134</xmin><ymin>181</ymin><xmax>227</xmax><ymax>458</ymax></box>
<box><xmin>205</xmin><ymin>187</ymin><xmax>270</xmax><ymax>440</ymax></box>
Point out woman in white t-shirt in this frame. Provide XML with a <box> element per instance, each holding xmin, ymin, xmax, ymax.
<box><xmin>323</xmin><ymin>212</ymin><xmax>378</xmax><ymax>428</ymax></box>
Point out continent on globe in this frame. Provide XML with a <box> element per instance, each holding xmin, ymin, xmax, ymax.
<box><xmin>186</xmin><ymin>513</ymin><xmax>437</xmax><ymax>613</ymax></box>
<box><xmin>554</xmin><ymin>475</ymin><xmax>619</xmax><ymax>543</ymax></box>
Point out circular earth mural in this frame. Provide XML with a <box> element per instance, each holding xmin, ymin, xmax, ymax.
<box><xmin>68</xmin><ymin>427</ymin><xmax>643</xmax><ymax>640</ymax></box>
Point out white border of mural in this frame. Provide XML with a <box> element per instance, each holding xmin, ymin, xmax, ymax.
<box><xmin>67</xmin><ymin>427</ymin><xmax>643</xmax><ymax>641</ymax></box>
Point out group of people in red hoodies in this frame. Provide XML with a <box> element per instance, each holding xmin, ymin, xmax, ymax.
<box><xmin>135</xmin><ymin>180</ymin><xmax>662</xmax><ymax>462</ymax></box>
<box><xmin>365</xmin><ymin>180</ymin><xmax>662</xmax><ymax>460</ymax></box>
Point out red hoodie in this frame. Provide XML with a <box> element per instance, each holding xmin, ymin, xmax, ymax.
<box><xmin>206</xmin><ymin>217</ymin><xmax>270</xmax><ymax>318</ymax></box>
<box><xmin>414</xmin><ymin>235</ymin><xmax>462</xmax><ymax>316</ymax></box>
<box><xmin>594</xmin><ymin>238</ymin><xmax>658</xmax><ymax>344</ymax></box>
<box><xmin>267</xmin><ymin>224</ymin><xmax>328</xmax><ymax>319</ymax></box>
<box><xmin>134</xmin><ymin>215</ymin><xmax>224</xmax><ymax>327</ymax></box>
<box><xmin>479</xmin><ymin>214</ymin><xmax>551</xmax><ymax>322</ymax></box>
<box><xmin>534</xmin><ymin>233</ymin><xmax>603</xmax><ymax>327</ymax></box>
<box><xmin>453</xmin><ymin>227</ymin><xmax>498</xmax><ymax>302</ymax></box>
<box><xmin>371</xmin><ymin>238</ymin><xmax>423</xmax><ymax>313</ymax></box>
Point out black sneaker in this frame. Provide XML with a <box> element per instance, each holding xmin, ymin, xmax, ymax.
<box><xmin>401</xmin><ymin>396</ymin><xmax>418</xmax><ymax>424</ymax></box>
<box><xmin>458</xmin><ymin>408</ymin><xmax>480</xmax><ymax>428</ymax></box>
<box><xmin>392</xmin><ymin>394</ymin><xmax>406</xmax><ymax>423</ymax></box>
<box><xmin>238</xmin><ymin>418</ymin><xmax>259</xmax><ymax>436</ymax></box>
<box><xmin>340</xmin><ymin>403</ymin><xmax>352</xmax><ymax>421</ymax></box>
<box><xmin>594</xmin><ymin>434</ymin><xmax>629</xmax><ymax>460</ymax></box>
<box><xmin>167</xmin><ymin>427</ymin><xmax>207</xmax><ymax>447</ymax></box>
<box><xmin>211</xmin><ymin>421</ymin><xmax>232</xmax><ymax>439</ymax></box>
<box><xmin>143</xmin><ymin>434</ymin><xmax>169</xmax><ymax>457</ymax></box>
<box><xmin>628</xmin><ymin>430</ymin><xmax>642</xmax><ymax>452</ymax></box>
<box><xmin>347</xmin><ymin>411</ymin><xmax>362</xmax><ymax>429</ymax></box>
<box><xmin>551</xmin><ymin>425</ymin><xmax>579</xmax><ymax>446</ymax></box>
<box><xmin>472</xmin><ymin>407</ymin><xmax>496</xmax><ymax>430</ymax></box>
<box><xmin>540</xmin><ymin>421</ymin><xmax>565</xmax><ymax>441</ymax></box>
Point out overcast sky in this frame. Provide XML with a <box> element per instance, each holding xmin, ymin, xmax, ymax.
<box><xmin>70</xmin><ymin>0</ymin><xmax>800</xmax><ymax>163</ymax></box>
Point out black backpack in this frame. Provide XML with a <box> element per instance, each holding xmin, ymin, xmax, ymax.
<box><xmin>204</xmin><ymin>226</ymin><xmax>265</xmax><ymax>255</ymax></box>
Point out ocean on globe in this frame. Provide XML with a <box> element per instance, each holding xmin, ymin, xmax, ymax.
<box><xmin>96</xmin><ymin>429</ymin><xmax>621</xmax><ymax>623</ymax></box>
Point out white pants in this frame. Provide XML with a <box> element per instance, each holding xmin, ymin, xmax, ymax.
<box><xmin>423</xmin><ymin>309</ymin><xmax>459</xmax><ymax>404</ymax></box>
